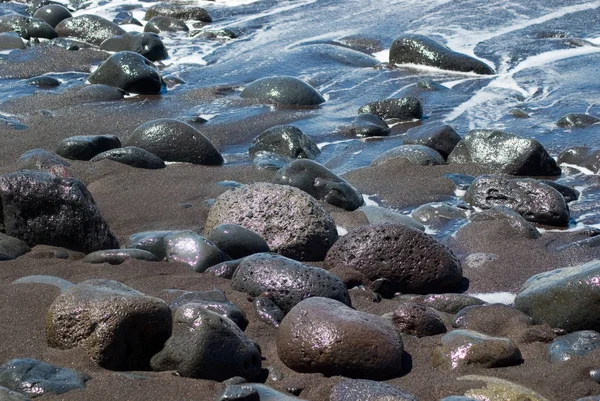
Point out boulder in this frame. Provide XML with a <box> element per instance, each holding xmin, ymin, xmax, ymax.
<box><xmin>557</xmin><ymin>113</ymin><xmax>600</xmax><ymax>128</ymax></box>
<box><xmin>0</xmin><ymin>14</ymin><xmax>56</xmax><ymax>40</ymax></box>
<box><xmin>88</xmin><ymin>51</ymin><xmax>162</xmax><ymax>95</ymax></box>
<box><xmin>404</xmin><ymin>124</ymin><xmax>461</xmax><ymax>158</ymax></box>
<box><xmin>358</xmin><ymin>97</ymin><xmax>422</xmax><ymax>120</ymax></box>
<box><xmin>248</xmin><ymin>125</ymin><xmax>320</xmax><ymax>160</ymax></box>
<box><xmin>349</xmin><ymin>113</ymin><xmax>391</xmax><ymax>137</ymax></box>
<box><xmin>557</xmin><ymin>146</ymin><xmax>600</xmax><ymax>173</ymax></box>
<box><xmin>55</xmin><ymin>134</ymin><xmax>121</xmax><ymax>161</ymax></box>
<box><xmin>240</xmin><ymin>76</ymin><xmax>325</xmax><ymax>106</ymax></box>
<box><xmin>55</xmin><ymin>15</ymin><xmax>125</xmax><ymax>45</ymax></box>
<box><xmin>33</xmin><ymin>4</ymin><xmax>71</xmax><ymax>28</ymax></box>
<box><xmin>100</xmin><ymin>32</ymin><xmax>168</xmax><ymax>61</ymax></box>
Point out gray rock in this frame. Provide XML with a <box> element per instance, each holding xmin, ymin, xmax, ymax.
<box><xmin>360</xmin><ymin>205</ymin><xmax>425</xmax><ymax>231</ymax></box>
<box><xmin>127</xmin><ymin>230</ymin><xmax>171</xmax><ymax>259</ymax></box>
<box><xmin>358</xmin><ymin>97</ymin><xmax>422</xmax><ymax>120</ymax></box>
<box><xmin>204</xmin><ymin>183</ymin><xmax>338</xmax><ymax>261</ymax></box>
<box><xmin>26</xmin><ymin>76</ymin><xmax>60</xmax><ymax>88</ymax></box>
<box><xmin>150</xmin><ymin>304</ymin><xmax>261</xmax><ymax>380</ymax></box>
<box><xmin>549</xmin><ymin>330</ymin><xmax>600</xmax><ymax>363</ymax></box>
<box><xmin>205</xmin><ymin>259</ymin><xmax>242</xmax><ymax>279</ymax></box>
<box><xmin>219</xmin><ymin>384</ymin><xmax>307</xmax><ymax>401</ymax></box>
<box><xmin>253</xmin><ymin>297</ymin><xmax>284</xmax><ymax>328</ymax></box>
<box><xmin>470</xmin><ymin>206</ymin><xmax>541</xmax><ymax>239</ymax></box>
<box><xmin>100</xmin><ymin>32</ymin><xmax>168</xmax><ymax>61</ymax></box>
<box><xmin>539</xmin><ymin>180</ymin><xmax>579</xmax><ymax>202</ymax></box>
<box><xmin>145</xmin><ymin>3</ymin><xmax>212</xmax><ymax>22</ymax></box>
<box><xmin>0</xmin><ymin>385</ymin><xmax>29</xmax><ymax>401</ymax></box>
<box><xmin>371</xmin><ymin>144</ymin><xmax>445</xmax><ymax>166</ymax></box>
<box><xmin>91</xmin><ymin>146</ymin><xmax>166</xmax><ymax>169</ymax></box>
<box><xmin>47</xmin><ymin>279</ymin><xmax>172</xmax><ymax>370</ymax></box>
<box><xmin>277</xmin><ymin>297</ymin><xmax>404</xmax><ymax>379</ymax></box>
<box><xmin>144</xmin><ymin>16</ymin><xmax>188</xmax><ymax>33</ymax></box>
<box><xmin>273</xmin><ymin>159</ymin><xmax>363</xmax><ymax>211</ymax></box>
<box><xmin>324</xmin><ymin>224</ymin><xmax>463</xmax><ymax>294</ymax></box>
<box><xmin>0</xmin><ymin>359</ymin><xmax>89</xmax><ymax>397</ymax></box>
<box><xmin>557</xmin><ymin>146</ymin><xmax>600</xmax><ymax>173</ymax></box>
<box><xmin>0</xmin><ymin>170</ymin><xmax>119</xmax><ymax>253</ymax></box>
<box><xmin>82</xmin><ymin>248</ymin><xmax>159</xmax><ymax>264</ymax></box>
<box><xmin>514</xmin><ymin>260</ymin><xmax>600</xmax><ymax>332</ymax></box>
<box><xmin>33</xmin><ymin>4</ymin><xmax>72</xmax><ymax>28</ymax></box>
<box><xmin>17</xmin><ymin>149</ymin><xmax>71</xmax><ymax>177</ymax></box>
<box><xmin>126</xmin><ymin>118</ymin><xmax>224</xmax><ymax>164</ymax></box>
<box><xmin>389</xmin><ymin>34</ymin><xmax>495</xmax><ymax>75</ymax></box>
<box><xmin>404</xmin><ymin>293</ymin><xmax>485</xmax><ymax>314</ymax></box>
<box><xmin>0</xmin><ymin>32</ymin><xmax>24</xmax><ymax>50</ymax></box>
<box><xmin>55</xmin><ymin>14</ymin><xmax>125</xmax><ymax>45</ymax></box>
<box><xmin>240</xmin><ymin>76</ymin><xmax>325</xmax><ymax>106</ymax></box>
<box><xmin>0</xmin><ymin>233</ymin><xmax>30</xmax><ymax>261</ymax></box>
<box><xmin>557</xmin><ymin>113</ymin><xmax>600</xmax><ymax>128</ymax></box>
<box><xmin>56</xmin><ymin>134</ymin><xmax>121</xmax><ymax>161</ymax></box>
<box><xmin>216</xmin><ymin>384</ymin><xmax>259</xmax><ymax>401</ymax></box>
<box><xmin>330</xmin><ymin>379</ymin><xmax>417</xmax><ymax>401</ymax></box>
<box><xmin>388</xmin><ymin>301</ymin><xmax>447</xmax><ymax>337</ymax></box>
<box><xmin>88</xmin><ymin>51</ymin><xmax>162</xmax><ymax>94</ymax></box>
<box><xmin>164</xmin><ymin>230</ymin><xmax>230</xmax><ymax>273</ymax></box>
<box><xmin>248</xmin><ymin>125</ymin><xmax>320</xmax><ymax>160</ymax></box>
<box><xmin>432</xmin><ymin>329</ymin><xmax>522</xmax><ymax>369</ymax></box>
<box><xmin>231</xmin><ymin>253</ymin><xmax>350</xmax><ymax>313</ymax></box>
<box><xmin>207</xmin><ymin>224</ymin><xmax>270</xmax><ymax>259</ymax></box>
<box><xmin>404</xmin><ymin>124</ymin><xmax>461</xmax><ymax>158</ymax></box>
<box><xmin>448</xmin><ymin>130</ymin><xmax>561</xmax><ymax>176</ymax></box>
<box><xmin>465</xmin><ymin>175</ymin><xmax>570</xmax><ymax>226</ymax></box>
<box><xmin>0</xmin><ymin>14</ymin><xmax>56</xmax><ymax>40</ymax></box>
<box><xmin>350</xmin><ymin>113</ymin><xmax>391</xmax><ymax>137</ymax></box>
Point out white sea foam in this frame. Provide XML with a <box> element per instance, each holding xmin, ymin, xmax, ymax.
<box><xmin>362</xmin><ymin>194</ymin><xmax>380</xmax><ymax>206</ymax></box>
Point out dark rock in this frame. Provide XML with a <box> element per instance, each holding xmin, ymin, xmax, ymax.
<box><xmin>0</xmin><ymin>233</ymin><xmax>30</xmax><ymax>260</ymax></box>
<box><xmin>448</xmin><ymin>130</ymin><xmax>561</xmax><ymax>176</ymax></box>
<box><xmin>557</xmin><ymin>146</ymin><xmax>600</xmax><ymax>173</ymax></box>
<box><xmin>358</xmin><ymin>97</ymin><xmax>422</xmax><ymax>120</ymax></box>
<box><xmin>164</xmin><ymin>230</ymin><xmax>230</xmax><ymax>273</ymax></box>
<box><xmin>404</xmin><ymin>124</ymin><xmax>461</xmax><ymax>159</ymax></box>
<box><xmin>231</xmin><ymin>253</ymin><xmax>350</xmax><ymax>313</ymax></box>
<box><xmin>0</xmin><ymin>385</ymin><xmax>29</xmax><ymax>401</ymax></box>
<box><xmin>170</xmin><ymin>290</ymin><xmax>248</xmax><ymax>331</ymax></box>
<box><xmin>251</xmin><ymin>151</ymin><xmax>293</xmax><ymax>170</ymax></box>
<box><xmin>388</xmin><ymin>301</ymin><xmax>447</xmax><ymax>337</ymax></box>
<box><xmin>470</xmin><ymin>206</ymin><xmax>541</xmax><ymax>239</ymax></box>
<box><xmin>240</xmin><ymin>76</ymin><xmax>325</xmax><ymax>106</ymax></box>
<box><xmin>349</xmin><ymin>113</ymin><xmax>391</xmax><ymax>137</ymax></box>
<box><xmin>371</xmin><ymin>144</ymin><xmax>445</xmax><ymax>166</ymax></box>
<box><xmin>549</xmin><ymin>330</ymin><xmax>600</xmax><ymax>363</ymax></box>
<box><xmin>207</xmin><ymin>224</ymin><xmax>270</xmax><ymax>259</ymax></box>
<box><xmin>82</xmin><ymin>248</ymin><xmax>159</xmax><ymax>264</ymax></box>
<box><xmin>464</xmin><ymin>175</ymin><xmax>570</xmax><ymax>226</ymax></box>
<box><xmin>126</xmin><ymin>118</ymin><xmax>224</xmax><ymax>164</ymax></box>
<box><xmin>190</xmin><ymin>28</ymin><xmax>239</xmax><ymax>40</ymax></box>
<box><xmin>47</xmin><ymin>279</ymin><xmax>172</xmax><ymax>370</ymax></box>
<box><xmin>91</xmin><ymin>146</ymin><xmax>166</xmax><ymax>169</ymax></box>
<box><xmin>370</xmin><ymin>277</ymin><xmax>396</xmax><ymax>298</ymax></box>
<box><xmin>248</xmin><ymin>125</ymin><xmax>320</xmax><ymax>160</ymax></box>
<box><xmin>590</xmin><ymin>369</ymin><xmax>600</xmax><ymax>384</ymax></box>
<box><xmin>127</xmin><ymin>230</ymin><xmax>171</xmax><ymax>259</ymax></box>
<box><xmin>56</xmin><ymin>134</ymin><xmax>121</xmax><ymax>161</ymax></box>
<box><xmin>217</xmin><ymin>384</ymin><xmax>259</xmax><ymax>401</ymax></box>
<box><xmin>33</xmin><ymin>4</ymin><xmax>71</xmax><ymax>28</ymax></box>
<box><xmin>273</xmin><ymin>159</ymin><xmax>363</xmax><ymax>211</ymax></box>
<box><xmin>253</xmin><ymin>296</ymin><xmax>284</xmax><ymax>327</ymax></box>
<box><xmin>17</xmin><ymin>149</ymin><xmax>72</xmax><ymax>177</ymax></box>
<box><xmin>389</xmin><ymin>34</ymin><xmax>495</xmax><ymax>75</ymax></box>
<box><xmin>0</xmin><ymin>14</ymin><xmax>56</xmax><ymax>40</ymax></box>
<box><xmin>26</xmin><ymin>75</ymin><xmax>60</xmax><ymax>88</ymax></box>
<box><xmin>0</xmin><ymin>359</ymin><xmax>89</xmax><ymax>397</ymax></box>
<box><xmin>0</xmin><ymin>32</ymin><xmax>24</xmax><ymax>50</ymax></box>
<box><xmin>205</xmin><ymin>259</ymin><xmax>241</xmax><ymax>279</ymax></box>
<box><xmin>277</xmin><ymin>297</ymin><xmax>404</xmax><ymax>379</ymax></box>
<box><xmin>88</xmin><ymin>51</ymin><xmax>162</xmax><ymax>94</ymax></box>
<box><xmin>539</xmin><ymin>180</ymin><xmax>579</xmax><ymax>202</ymax></box>
<box><xmin>223</xmin><ymin>384</ymin><xmax>307</xmax><ymax>401</ymax></box>
<box><xmin>359</xmin><ymin>205</ymin><xmax>425</xmax><ymax>231</ymax></box>
<box><xmin>514</xmin><ymin>260</ymin><xmax>600</xmax><ymax>332</ymax></box>
<box><xmin>557</xmin><ymin>113</ymin><xmax>600</xmax><ymax>128</ymax></box>
<box><xmin>150</xmin><ymin>304</ymin><xmax>261</xmax><ymax>380</ymax></box>
<box><xmin>145</xmin><ymin>4</ymin><xmax>212</xmax><ymax>22</ymax></box>
<box><xmin>0</xmin><ymin>170</ymin><xmax>119</xmax><ymax>253</ymax></box>
<box><xmin>330</xmin><ymin>379</ymin><xmax>417</xmax><ymax>401</ymax></box>
<box><xmin>204</xmin><ymin>183</ymin><xmax>338</xmax><ymax>261</ymax></box>
<box><xmin>55</xmin><ymin>15</ymin><xmax>125</xmax><ymax>46</ymax></box>
<box><xmin>405</xmin><ymin>293</ymin><xmax>485</xmax><ymax>314</ymax></box>
<box><xmin>144</xmin><ymin>16</ymin><xmax>188</xmax><ymax>33</ymax></box>
<box><xmin>324</xmin><ymin>224</ymin><xmax>462</xmax><ymax>294</ymax></box>
<box><xmin>100</xmin><ymin>32</ymin><xmax>168</xmax><ymax>61</ymax></box>
<box><xmin>432</xmin><ymin>329</ymin><xmax>522</xmax><ymax>369</ymax></box>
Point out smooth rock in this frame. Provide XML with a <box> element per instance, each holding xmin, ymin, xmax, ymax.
<box><xmin>127</xmin><ymin>230</ymin><xmax>171</xmax><ymax>259</ymax></box>
<box><xmin>277</xmin><ymin>297</ymin><xmax>404</xmax><ymax>379</ymax></box>
<box><xmin>557</xmin><ymin>113</ymin><xmax>600</xmax><ymax>128</ymax></box>
<box><xmin>164</xmin><ymin>230</ymin><xmax>230</xmax><ymax>273</ymax></box>
<box><xmin>350</xmin><ymin>113</ymin><xmax>391</xmax><ymax>137</ymax></box>
<box><xmin>539</xmin><ymin>180</ymin><xmax>579</xmax><ymax>202</ymax></box>
<box><xmin>55</xmin><ymin>14</ymin><xmax>125</xmax><ymax>45</ymax></box>
<box><xmin>557</xmin><ymin>146</ymin><xmax>600</xmax><ymax>173</ymax></box>
<box><xmin>205</xmin><ymin>259</ymin><xmax>241</xmax><ymax>279</ymax></box>
<box><xmin>91</xmin><ymin>146</ymin><xmax>166</xmax><ymax>169</ymax></box>
<box><xmin>248</xmin><ymin>125</ymin><xmax>320</xmax><ymax>160</ymax></box>
<box><xmin>144</xmin><ymin>16</ymin><xmax>188</xmax><ymax>33</ymax></box>
<box><xmin>47</xmin><ymin>279</ymin><xmax>172</xmax><ymax>370</ymax></box>
<box><xmin>0</xmin><ymin>14</ymin><xmax>56</xmax><ymax>40</ymax></box>
<box><xmin>469</xmin><ymin>206</ymin><xmax>541</xmax><ymax>239</ymax></box>
<box><xmin>459</xmin><ymin>375</ymin><xmax>550</xmax><ymax>401</ymax></box>
<box><xmin>549</xmin><ymin>330</ymin><xmax>600</xmax><ymax>363</ymax></box>
<box><xmin>359</xmin><ymin>205</ymin><xmax>425</xmax><ymax>231</ymax></box>
<box><xmin>253</xmin><ymin>296</ymin><xmax>284</xmax><ymax>328</ymax></box>
<box><xmin>371</xmin><ymin>144</ymin><xmax>445</xmax><ymax>166</ymax></box>
<box><xmin>358</xmin><ymin>97</ymin><xmax>422</xmax><ymax>120</ymax></box>
<box><xmin>26</xmin><ymin>76</ymin><xmax>60</xmax><ymax>88</ymax></box>
<box><xmin>0</xmin><ymin>233</ymin><xmax>30</xmax><ymax>260</ymax></box>
<box><xmin>0</xmin><ymin>31</ymin><xmax>24</xmax><ymax>50</ymax></box>
<box><xmin>389</xmin><ymin>301</ymin><xmax>447</xmax><ymax>337</ymax></box>
<box><xmin>0</xmin><ymin>385</ymin><xmax>29</xmax><ymax>401</ymax></box>
<box><xmin>207</xmin><ymin>224</ymin><xmax>270</xmax><ymax>259</ymax></box>
<box><xmin>170</xmin><ymin>290</ymin><xmax>248</xmax><ymax>331</ymax></box>
<box><xmin>82</xmin><ymin>248</ymin><xmax>159</xmax><ymax>264</ymax></box>
<box><xmin>251</xmin><ymin>151</ymin><xmax>293</xmax><ymax>171</ymax></box>
<box><xmin>56</xmin><ymin>134</ymin><xmax>121</xmax><ymax>161</ymax></box>
<box><xmin>240</xmin><ymin>76</ymin><xmax>325</xmax><ymax>106</ymax></box>
<box><xmin>330</xmin><ymin>379</ymin><xmax>418</xmax><ymax>401</ymax></box>
<box><xmin>100</xmin><ymin>31</ymin><xmax>168</xmax><ymax>61</ymax></box>
<box><xmin>88</xmin><ymin>51</ymin><xmax>162</xmax><ymax>94</ymax></box>
<box><xmin>404</xmin><ymin>293</ymin><xmax>485</xmax><ymax>314</ymax></box>
<box><xmin>145</xmin><ymin>4</ymin><xmax>212</xmax><ymax>22</ymax></box>
<box><xmin>17</xmin><ymin>149</ymin><xmax>71</xmax><ymax>177</ymax></box>
<box><xmin>404</xmin><ymin>124</ymin><xmax>461</xmax><ymax>159</ymax></box>
<box><xmin>33</xmin><ymin>4</ymin><xmax>71</xmax><ymax>28</ymax></box>
<box><xmin>411</xmin><ymin>203</ymin><xmax>467</xmax><ymax>225</ymax></box>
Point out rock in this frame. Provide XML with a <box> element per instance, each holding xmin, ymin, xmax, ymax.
<box><xmin>404</xmin><ymin>293</ymin><xmax>485</xmax><ymax>314</ymax></box>
<box><xmin>170</xmin><ymin>290</ymin><xmax>248</xmax><ymax>331</ymax></box>
<box><xmin>464</xmin><ymin>175</ymin><xmax>570</xmax><ymax>226</ymax></box>
<box><xmin>56</xmin><ymin>134</ymin><xmax>121</xmax><ymax>161</ymax></box>
<box><xmin>33</xmin><ymin>4</ymin><xmax>71</xmax><ymax>28</ymax></box>
<box><xmin>0</xmin><ymin>170</ymin><xmax>119</xmax><ymax>253</ymax></box>
<box><xmin>88</xmin><ymin>51</ymin><xmax>162</xmax><ymax>94</ymax></box>
<box><xmin>126</xmin><ymin>118</ymin><xmax>223</xmax><ymax>164</ymax></box>
<box><xmin>510</xmin><ymin>108</ymin><xmax>530</xmax><ymax>118</ymax></box>
<box><xmin>389</xmin><ymin>34</ymin><xmax>495</xmax><ymax>75</ymax></box>
<box><xmin>557</xmin><ymin>113</ymin><xmax>600</xmax><ymax>128</ymax></box>
<box><xmin>557</xmin><ymin>146</ymin><xmax>600</xmax><ymax>173</ymax></box>
<box><xmin>144</xmin><ymin>16</ymin><xmax>188</xmax><ymax>33</ymax></box>
<box><xmin>330</xmin><ymin>379</ymin><xmax>418</xmax><ymax>401</ymax></box>
<box><xmin>240</xmin><ymin>76</ymin><xmax>325</xmax><ymax>106</ymax></box>
<box><xmin>190</xmin><ymin>28</ymin><xmax>239</xmax><ymax>40</ymax></box>
<box><xmin>514</xmin><ymin>260</ymin><xmax>600</xmax><ymax>332</ymax></box>
<box><xmin>205</xmin><ymin>259</ymin><xmax>241</xmax><ymax>279</ymax></box>
<box><xmin>55</xmin><ymin>15</ymin><xmax>125</xmax><ymax>46</ymax></box>
<box><xmin>26</xmin><ymin>76</ymin><xmax>60</xmax><ymax>88</ymax></box>
<box><xmin>439</xmin><ymin>397</ymin><xmax>478</xmax><ymax>401</ymax></box>
<box><xmin>0</xmin><ymin>14</ymin><xmax>56</xmax><ymax>40</ymax></box>
<box><xmin>127</xmin><ymin>230</ymin><xmax>171</xmax><ymax>259</ymax></box>
<box><xmin>82</xmin><ymin>248</ymin><xmax>159</xmax><ymax>264</ymax></box>
<box><xmin>324</xmin><ymin>224</ymin><xmax>463</xmax><ymax>294</ymax></box>
<box><xmin>248</xmin><ymin>125</ymin><xmax>320</xmax><ymax>160</ymax></box>
<box><xmin>411</xmin><ymin>203</ymin><xmax>467</xmax><ymax>225</ymax></box>
<box><xmin>432</xmin><ymin>329</ymin><xmax>522</xmax><ymax>369</ymax></box>
<box><xmin>389</xmin><ymin>301</ymin><xmax>447</xmax><ymax>337</ymax></box>
<box><xmin>549</xmin><ymin>330</ymin><xmax>600</xmax><ymax>363</ymax></box>
<box><xmin>231</xmin><ymin>253</ymin><xmax>350</xmax><ymax>313</ymax></box>
<box><xmin>218</xmin><ymin>384</ymin><xmax>307</xmax><ymax>401</ymax></box>
<box><xmin>17</xmin><ymin>149</ymin><xmax>72</xmax><ymax>177</ymax></box>
<box><xmin>404</xmin><ymin>124</ymin><xmax>461</xmax><ymax>159</ymax></box>
<box><xmin>539</xmin><ymin>180</ymin><xmax>579</xmax><ymax>202</ymax></box>
<box><xmin>0</xmin><ymin>385</ymin><xmax>29</xmax><ymax>401</ymax></box>
<box><xmin>253</xmin><ymin>296</ymin><xmax>284</xmax><ymax>328</ymax></box>
<box><xmin>252</xmin><ymin>151</ymin><xmax>293</xmax><ymax>171</ymax></box>
<box><xmin>277</xmin><ymin>297</ymin><xmax>404</xmax><ymax>379</ymax></box>
<box><xmin>216</xmin><ymin>384</ymin><xmax>259</xmax><ymax>401</ymax></box>
<box><xmin>164</xmin><ymin>230</ymin><xmax>230</xmax><ymax>273</ymax></box>
<box><xmin>273</xmin><ymin>159</ymin><xmax>363</xmax><ymax>211</ymax></box>
<box><xmin>358</xmin><ymin>97</ymin><xmax>422</xmax><ymax>120</ymax></box>
<box><xmin>145</xmin><ymin>4</ymin><xmax>212</xmax><ymax>22</ymax></box>
<box><xmin>150</xmin><ymin>304</ymin><xmax>261</xmax><ymax>380</ymax></box>
<box><xmin>349</xmin><ymin>113</ymin><xmax>391</xmax><ymax>137</ymax></box>
<box><xmin>459</xmin><ymin>375</ymin><xmax>551</xmax><ymax>401</ymax></box>
<box><xmin>0</xmin><ymin>233</ymin><xmax>30</xmax><ymax>261</ymax></box>
<box><xmin>0</xmin><ymin>359</ymin><xmax>89</xmax><ymax>397</ymax></box>
<box><xmin>207</xmin><ymin>224</ymin><xmax>270</xmax><ymax>259</ymax></box>
<box><xmin>47</xmin><ymin>279</ymin><xmax>172</xmax><ymax>369</ymax></box>
<box><xmin>371</xmin><ymin>144</ymin><xmax>445</xmax><ymax>166</ymax></box>
<box><xmin>448</xmin><ymin>130</ymin><xmax>561</xmax><ymax>176</ymax></box>
<box><xmin>100</xmin><ymin>32</ymin><xmax>168</xmax><ymax>61</ymax></box>
<box><xmin>359</xmin><ymin>205</ymin><xmax>425</xmax><ymax>231</ymax></box>
<box><xmin>91</xmin><ymin>146</ymin><xmax>166</xmax><ymax>169</ymax></box>
<box><xmin>0</xmin><ymin>32</ymin><xmax>25</xmax><ymax>50</ymax></box>
<box><xmin>205</xmin><ymin>183</ymin><xmax>338</xmax><ymax>261</ymax></box>
<box><xmin>469</xmin><ymin>206</ymin><xmax>541</xmax><ymax>239</ymax></box>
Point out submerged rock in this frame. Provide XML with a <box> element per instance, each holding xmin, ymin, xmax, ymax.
<box><xmin>144</xmin><ymin>16</ymin><xmax>188</xmax><ymax>33</ymax></box>
<box><xmin>88</xmin><ymin>51</ymin><xmax>163</xmax><ymax>94</ymax></box>
<box><xmin>240</xmin><ymin>76</ymin><xmax>325</xmax><ymax>106</ymax></box>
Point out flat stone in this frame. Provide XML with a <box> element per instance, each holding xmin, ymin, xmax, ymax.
<box><xmin>82</xmin><ymin>248</ymin><xmax>159</xmax><ymax>264</ymax></box>
<box><xmin>459</xmin><ymin>375</ymin><xmax>551</xmax><ymax>401</ymax></box>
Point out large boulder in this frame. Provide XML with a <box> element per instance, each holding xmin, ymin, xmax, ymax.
<box><xmin>389</xmin><ymin>34</ymin><xmax>495</xmax><ymax>75</ymax></box>
<box><xmin>277</xmin><ymin>297</ymin><xmax>404</xmax><ymax>379</ymax></box>
<box><xmin>248</xmin><ymin>125</ymin><xmax>320</xmax><ymax>160</ymax></box>
<box><xmin>47</xmin><ymin>279</ymin><xmax>172</xmax><ymax>370</ymax></box>
<box><xmin>448</xmin><ymin>130</ymin><xmax>561</xmax><ymax>176</ymax></box>
<box><xmin>324</xmin><ymin>224</ymin><xmax>463</xmax><ymax>294</ymax></box>
<box><xmin>240</xmin><ymin>76</ymin><xmax>325</xmax><ymax>106</ymax></box>
<box><xmin>55</xmin><ymin>15</ymin><xmax>125</xmax><ymax>46</ymax></box>
<box><xmin>204</xmin><ymin>183</ymin><xmax>338</xmax><ymax>261</ymax></box>
<box><xmin>88</xmin><ymin>51</ymin><xmax>163</xmax><ymax>95</ymax></box>
<box><xmin>0</xmin><ymin>170</ymin><xmax>119</xmax><ymax>253</ymax></box>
